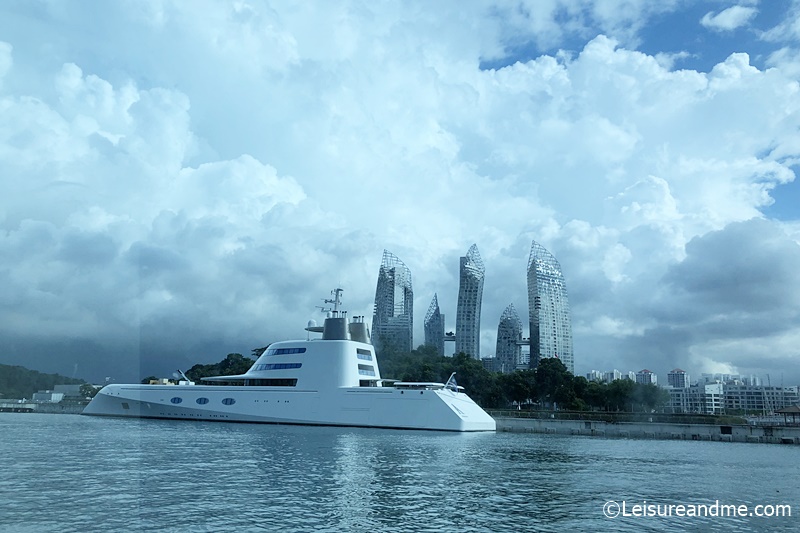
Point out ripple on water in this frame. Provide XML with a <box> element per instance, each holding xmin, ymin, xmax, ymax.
<box><xmin>1</xmin><ymin>414</ymin><xmax>798</xmax><ymax>532</ymax></box>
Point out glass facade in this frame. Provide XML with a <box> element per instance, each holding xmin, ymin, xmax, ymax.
<box><xmin>424</xmin><ymin>293</ymin><xmax>445</xmax><ymax>357</ymax></box>
<box><xmin>372</xmin><ymin>250</ymin><xmax>413</xmax><ymax>356</ymax></box>
<box><xmin>456</xmin><ymin>244</ymin><xmax>484</xmax><ymax>359</ymax></box>
<box><xmin>495</xmin><ymin>303</ymin><xmax>522</xmax><ymax>373</ymax></box>
<box><xmin>527</xmin><ymin>241</ymin><xmax>573</xmax><ymax>373</ymax></box>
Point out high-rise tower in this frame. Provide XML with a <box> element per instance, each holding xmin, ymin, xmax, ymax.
<box><xmin>496</xmin><ymin>303</ymin><xmax>522</xmax><ymax>373</ymax></box>
<box><xmin>527</xmin><ymin>241</ymin><xmax>573</xmax><ymax>373</ymax></box>
<box><xmin>424</xmin><ymin>293</ymin><xmax>445</xmax><ymax>357</ymax></box>
<box><xmin>372</xmin><ymin>250</ymin><xmax>413</xmax><ymax>356</ymax></box>
<box><xmin>456</xmin><ymin>244</ymin><xmax>484</xmax><ymax>359</ymax></box>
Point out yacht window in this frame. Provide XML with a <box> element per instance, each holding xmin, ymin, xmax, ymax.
<box><xmin>265</xmin><ymin>347</ymin><xmax>307</xmax><ymax>356</ymax></box>
<box><xmin>253</xmin><ymin>363</ymin><xmax>302</xmax><ymax>371</ymax></box>
<box><xmin>358</xmin><ymin>364</ymin><xmax>376</xmax><ymax>377</ymax></box>
<box><xmin>245</xmin><ymin>379</ymin><xmax>298</xmax><ymax>387</ymax></box>
<box><xmin>170</xmin><ymin>397</ymin><xmax>183</xmax><ymax>404</ymax></box>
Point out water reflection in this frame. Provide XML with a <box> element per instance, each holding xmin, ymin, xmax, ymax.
<box><xmin>1</xmin><ymin>415</ymin><xmax>798</xmax><ymax>532</ymax></box>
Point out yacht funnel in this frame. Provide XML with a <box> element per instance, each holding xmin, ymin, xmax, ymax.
<box><xmin>348</xmin><ymin>316</ymin><xmax>371</xmax><ymax>344</ymax></box>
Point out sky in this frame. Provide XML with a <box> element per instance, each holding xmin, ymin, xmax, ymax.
<box><xmin>1</xmin><ymin>0</ymin><xmax>799</xmax><ymax>386</ymax></box>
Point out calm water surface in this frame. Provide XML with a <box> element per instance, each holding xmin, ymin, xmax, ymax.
<box><xmin>1</xmin><ymin>413</ymin><xmax>797</xmax><ymax>532</ymax></box>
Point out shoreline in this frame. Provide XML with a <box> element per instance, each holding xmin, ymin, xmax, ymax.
<box><xmin>495</xmin><ymin>417</ymin><xmax>800</xmax><ymax>444</ymax></box>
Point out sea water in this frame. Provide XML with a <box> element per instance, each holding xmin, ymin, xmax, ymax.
<box><xmin>1</xmin><ymin>413</ymin><xmax>797</xmax><ymax>532</ymax></box>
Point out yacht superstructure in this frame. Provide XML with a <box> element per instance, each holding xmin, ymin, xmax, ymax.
<box><xmin>83</xmin><ymin>289</ymin><xmax>496</xmax><ymax>432</ymax></box>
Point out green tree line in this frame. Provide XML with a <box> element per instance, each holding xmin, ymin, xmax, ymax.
<box><xmin>0</xmin><ymin>364</ymin><xmax>85</xmax><ymax>400</ymax></box>
<box><xmin>381</xmin><ymin>345</ymin><xmax>670</xmax><ymax>411</ymax></box>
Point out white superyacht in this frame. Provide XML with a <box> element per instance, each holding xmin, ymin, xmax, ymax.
<box><xmin>83</xmin><ymin>289</ymin><xmax>496</xmax><ymax>432</ymax></box>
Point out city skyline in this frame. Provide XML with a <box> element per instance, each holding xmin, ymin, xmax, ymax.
<box><xmin>2</xmin><ymin>2</ymin><xmax>799</xmax><ymax>385</ymax></box>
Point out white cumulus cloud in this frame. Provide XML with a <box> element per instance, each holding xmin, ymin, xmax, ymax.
<box><xmin>701</xmin><ymin>5</ymin><xmax>758</xmax><ymax>32</ymax></box>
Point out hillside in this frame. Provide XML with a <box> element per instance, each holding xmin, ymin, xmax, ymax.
<box><xmin>0</xmin><ymin>364</ymin><xmax>85</xmax><ymax>400</ymax></box>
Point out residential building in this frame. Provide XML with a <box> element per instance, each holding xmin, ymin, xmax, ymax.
<box><xmin>669</xmin><ymin>383</ymin><xmax>724</xmax><ymax>415</ymax></box>
<box><xmin>667</xmin><ymin>368</ymin><xmax>691</xmax><ymax>388</ymax></box>
<box><xmin>668</xmin><ymin>383</ymin><xmax>798</xmax><ymax>415</ymax></box>
<box><xmin>527</xmin><ymin>240</ymin><xmax>573</xmax><ymax>373</ymax></box>
<box><xmin>586</xmin><ymin>370</ymin><xmax>603</xmax><ymax>382</ymax></box>
<box><xmin>604</xmin><ymin>369</ymin><xmax>623</xmax><ymax>383</ymax></box>
<box><xmin>724</xmin><ymin>385</ymin><xmax>799</xmax><ymax>414</ymax></box>
<box><xmin>423</xmin><ymin>293</ymin><xmax>445</xmax><ymax>357</ymax></box>
<box><xmin>636</xmin><ymin>369</ymin><xmax>657</xmax><ymax>385</ymax></box>
<box><xmin>495</xmin><ymin>304</ymin><xmax>523</xmax><ymax>373</ymax></box>
<box><xmin>481</xmin><ymin>356</ymin><xmax>502</xmax><ymax>373</ymax></box>
<box><xmin>372</xmin><ymin>250</ymin><xmax>413</xmax><ymax>356</ymax></box>
<box><xmin>455</xmin><ymin>244</ymin><xmax>484</xmax><ymax>359</ymax></box>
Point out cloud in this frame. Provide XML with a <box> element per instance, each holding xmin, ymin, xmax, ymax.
<box><xmin>0</xmin><ymin>41</ymin><xmax>11</xmax><ymax>86</ymax></box>
<box><xmin>663</xmin><ymin>219</ymin><xmax>800</xmax><ymax>317</ymax></box>
<box><xmin>0</xmin><ymin>2</ymin><xmax>799</xmax><ymax>387</ymax></box>
<box><xmin>700</xmin><ymin>6</ymin><xmax>758</xmax><ymax>32</ymax></box>
<box><xmin>760</xmin><ymin>1</ymin><xmax>800</xmax><ymax>42</ymax></box>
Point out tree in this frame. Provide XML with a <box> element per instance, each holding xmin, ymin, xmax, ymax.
<box><xmin>632</xmin><ymin>383</ymin><xmax>670</xmax><ymax>412</ymax></box>
<box><xmin>607</xmin><ymin>379</ymin><xmax>635</xmax><ymax>411</ymax></box>
<box><xmin>498</xmin><ymin>370</ymin><xmax>536</xmax><ymax>406</ymax></box>
<box><xmin>251</xmin><ymin>346</ymin><xmax>269</xmax><ymax>359</ymax></box>
<box><xmin>584</xmin><ymin>381</ymin><xmax>609</xmax><ymax>411</ymax></box>
<box><xmin>79</xmin><ymin>383</ymin><xmax>100</xmax><ymax>399</ymax></box>
<box><xmin>184</xmin><ymin>353</ymin><xmax>255</xmax><ymax>382</ymax></box>
<box><xmin>443</xmin><ymin>353</ymin><xmax>502</xmax><ymax>408</ymax></box>
<box><xmin>534</xmin><ymin>358</ymin><xmax>573</xmax><ymax>408</ymax></box>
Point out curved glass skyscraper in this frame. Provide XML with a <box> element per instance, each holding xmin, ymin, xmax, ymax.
<box><xmin>496</xmin><ymin>303</ymin><xmax>523</xmax><ymax>373</ymax></box>
<box><xmin>527</xmin><ymin>241</ymin><xmax>573</xmax><ymax>373</ymax></box>
<box><xmin>372</xmin><ymin>250</ymin><xmax>413</xmax><ymax>356</ymax></box>
<box><xmin>456</xmin><ymin>244</ymin><xmax>484</xmax><ymax>359</ymax></box>
<box><xmin>424</xmin><ymin>293</ymin><xmax>445</xmax><ymax>357</ymax></box>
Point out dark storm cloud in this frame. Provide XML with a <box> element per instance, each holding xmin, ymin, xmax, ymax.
<box><xmin>663</xmin><ymin>218</ymin><xmax>800</xmax><ymax>316</ymax></box>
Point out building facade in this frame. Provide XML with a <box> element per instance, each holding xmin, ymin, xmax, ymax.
<box><xmin>668</xmin><ymin>384</ymin><xmax>799</xmax><ymax>415</ymax></box>
<box><xmin>495</xmin><ymin>304</ymin><xmax>523</xmax><ymax>373</ymax></box>
<box><xmin>669</xmin><ymin>383</ymin><xmax>725</xmax><ymax>415</ymax></box>
<box><xmin>723</xmin><ymin>385</ymin><xmax>799</xmax><ymax>414</ymax></box>
<box><xmin>636</xmin><ymin>369</ymin><xmax>657</xmax><ymax>385</ymax></box>
<box><xmin>423</xmin><ymin>293</ymin><xmax>445</xmax><ymax>357</ymax></box>
<box><xmin>667</xmin><ymin>368</ymin><xmax>691</xmax><ymax>388</ymax></box>
<box><xmin>371</xmin><ymin>250</ymin><xmax>413</xmax><ymax>356</ymax></box>
<box><xmin>527</xmin><ymin>241</ymin><xmax>573</xmax><ymax>373</ymax></box>
<box><xmin>456</xmin><ymin>244</ymin><xmax>485</xmax><ymax>359</ymax></box>
<box><xmin>586</xmin><ymin>370</ymin><xmax>603</xmax><ymax>382</ymax></box>
<box><xmin>481</xmin><ymin>357</ymin><xmax>502</xmax><ymax>373</ymax></box>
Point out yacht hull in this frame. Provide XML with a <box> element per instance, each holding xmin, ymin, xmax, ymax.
<box><xmin>83</xmin><ymin>384</ymin><xmax>497</xmax><ymax>432</ymax></box>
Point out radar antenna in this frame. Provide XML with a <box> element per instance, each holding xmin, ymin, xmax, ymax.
<box><xmin>319</xmin><ymin>288</ymin><xmax>344</xmax><ymax>313</ymax></box>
